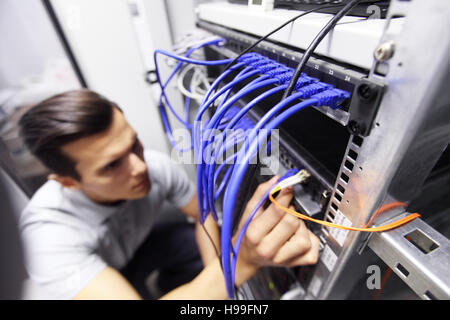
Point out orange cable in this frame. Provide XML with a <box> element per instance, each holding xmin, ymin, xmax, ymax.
<box><xmin>364</xmin><ymin>201</ymin><xmax>407</xmax><ymax>228</ymax></box>
<box><xmin>373</xmin><ymin>267</ymin><xmax>393</xmax><ymax>300</ymax></box>
<box><xmin>372</xmin><ymin>234</ymin><xmax>413</xmax><ymax>299</ymax></box>
<box><xmin>268</xmin><ymin>193</ymin><xmax>420</xmax><ymax>233</ymax></box>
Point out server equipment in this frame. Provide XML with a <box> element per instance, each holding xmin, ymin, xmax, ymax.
<box><xmin>155</xmin><ymin>0</ymin><xmax>450</xmax><ymax>300</ymax></box>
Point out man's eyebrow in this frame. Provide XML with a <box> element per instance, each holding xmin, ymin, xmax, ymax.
<box><xmin>99</xmin><ymin>134</ymin><xmax>138</xmax><ymax>169</ymax></box>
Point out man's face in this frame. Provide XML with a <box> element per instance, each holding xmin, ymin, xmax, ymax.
<box><xmin>60</xmin><ymin>108</ymin><xmax>151</xmax><ymax>204</ymax></box>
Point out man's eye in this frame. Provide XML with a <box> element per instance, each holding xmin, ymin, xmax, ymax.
<box><xmin>105</xmin><ymin>160</ymin><xmax>120</xmax><ymax>170</ymax></box>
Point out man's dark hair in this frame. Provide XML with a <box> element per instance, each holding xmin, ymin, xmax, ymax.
<box><xmin>19</xmin><ymin>89</ymin><xmax>121</xmax><ymax>181</ymax></box>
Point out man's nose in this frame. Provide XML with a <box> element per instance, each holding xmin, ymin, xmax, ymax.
<box><xmin>129</xmin><ymin>153</ymin><xmax>147</xmax><ymax>177</ymax></box>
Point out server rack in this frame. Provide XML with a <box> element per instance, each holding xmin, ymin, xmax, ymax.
<box><xmin>195</xmin><ymin>0</ymin><xmax>450</xmax><ymax>300</ymax></box>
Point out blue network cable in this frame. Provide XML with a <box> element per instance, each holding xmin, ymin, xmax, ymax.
<box><xmin>223</xmin><ymin>104</ymin><xmax>318</xmax><ymax>298</ymax></box>
<box><xmin>193</xmin><ymin>55</ymin><xmax>280</xmax><ymax>152</ymax></box>
<box><xmin>206</xmin><ymin>85</ymin><xmax>286</xmax><ymax>176</ymax></box>
<box><xmin>193</xmin><ymin>66</ymin><xmax>257</xmax><ymax>154</ymax></box>
<box><xmin>195</xmin><ymin>71</ymin><xmax>270</xmax><ymax>223</ymax></box>
<box><xmin>197</xmin><ymin>78</ymin><xmax>280</xmax><ymax>223</ymax></box>
<box><xmin>199</xmin><ymin>62</ymin><xmax>245</xmax><ymax>107</ymax></box>
<box><xmin>193</xmin><ymin>52</ymin><xmax>348</xmax><ymax>296</ymax></box>
<box><xmin>210</xmin><ymin>106</ymin><xmax>253</xmax><ymax>200</ymax></box>
<box><xmin>195</xmin><ymin>56</ymin><xmax>299</xmax><ymax>220</ymax></box>
<box><xmin>204</xmin><ymin>86</ymin><xmax>286</xmax><ymax>218</ymax></box>
<box><xmin>204</xmin><ymin>73</ymin><xmax>336</xmax><ymax>203</ymax></box>
<box><xmin>152</xmin><ymin>43</ymin><xmax>353</xmax><ymax>297</ymax></box>
<box><xmin>156</xmin><ymin>39</ymin><xmax>225</xmax><ymax>127</ymax></box>
<box><xmin>194</xmin><ymin>62</ymin><xmax>277</xmax><ymax>221</ymax></box>
<box><xmin>203</xmin><ymin>78</ymin><xmax>334</xmax><ymax>213</ymax></box>
<box><xmin>198</xmin><ymin>59</ymin><xmax>322</xmax><ymax>223</ymax></box>
<box><xmin>154</xmin><ymin>48</ymin><xmax>233</xmax><ymax>66</ymax></box>
<box><xmin>216</xmin><ymin>67</ymin><xmax>269</xmax><ymax>110</ymax></box>
<box><xmin>221</xmin><ymin>89</ymin><xmax>350</xmax><ymax>298</ymax></box>
<box><xmin>153</xmin><ymin>40</ymin><xmax>231</xmax><ymax>151</ymax></box>
<box><xmin>231</xmin><ymin>168</ymin><xmax>300</xmax><ymax>287</ymax></box>
<box><xmin>194</xmin><ymin>53</ymin><xmax>289</xmax><ymax>148</ymax></box>
<box><xmin>185</xmin><ymin>51</ymin><xmax>350</xmax><ymax>297</ymax></box>
<box><xmin>205</xmin><ymin>115</ymin><xmax>255</xmax><ymax>220</ymax></box>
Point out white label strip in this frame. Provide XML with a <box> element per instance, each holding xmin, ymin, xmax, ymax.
<box><xmin>308</xmin><ymin>275</ymin><xmax>322</xmax><ymax>298</ymax></box>
<box><xmin>321</xmin><ymin>245</ymin><xmax>338</xmax><ymax>272</ymax></box>
<box><xmin>329</xmin><ymin>210</ymin><xmax>353</xmax><ymax>247</ymax></box>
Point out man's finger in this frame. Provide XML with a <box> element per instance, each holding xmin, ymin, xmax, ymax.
<box><xmin>244</xmin><ymin>188</ymin><xmax>294</xmax><ymax>246</ymax></box>
<box><xmin>270</xmin><ymin>218</ymin><xmax>311</xmax><ymax>264</ymax></box>
<box><xmin>240</xmin><ymin>176</ymin><xmax>279</xmax><ymax>223</ymax></box>
<box><xmin>257</xmin><ymin>209</ymin><xmax>303</xmax><ymax>261</ymax></box>
<box><xmin>286</xmin><ymin>229</ymin><xmax>320</xmax><ymax>267</ymax></box>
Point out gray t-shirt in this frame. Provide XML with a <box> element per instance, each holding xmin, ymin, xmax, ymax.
<box><xmin>19</xmin><ymin>150</ymin><xmax>195</xmax><ymax>299</ymax></box>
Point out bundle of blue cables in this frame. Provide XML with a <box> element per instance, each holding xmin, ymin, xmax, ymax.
<box><xmin>153</xmin><ymin>37</ymin><xmax>232</xmax><ymax>152</ymax></box>
<box><xmin>154</xmin><ymin>43</ymin><xmax>350</xmax><ymax>298</ymax></box>
<box><xmin>192</xmin><ymin>52</ymin><xmax>351</xmax><ymax>298</ymax></box>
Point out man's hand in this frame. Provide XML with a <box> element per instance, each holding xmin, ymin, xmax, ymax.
<box><xmin>236</xmin><ymin>176</ymin><xmax>320</xmax><ymax>273</ymax></box>
<box><xmin>162</xmin><ymin>177</ymin><xmax>320</xmax><ymax>300</ymax></box>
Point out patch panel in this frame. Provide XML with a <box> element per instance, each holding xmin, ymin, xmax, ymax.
<box><xmin>199</xmin><ymin>20</ymin><xmax>385</xmax><ymax>136</ymax></box>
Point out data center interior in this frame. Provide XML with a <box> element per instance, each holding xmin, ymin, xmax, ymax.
<box><xmin>0</xmin><ymin>0</ymin><xmax>449</xmax><ymax>300</ymax></box>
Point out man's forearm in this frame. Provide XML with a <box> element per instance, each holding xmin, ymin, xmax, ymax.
<box><xmin>160</xmin><ymin>257</ymin><xmax>256</xmax><ymax>300</ymax></box>
<box><xmin>195</xmin><ymin>214</ymin><xmax>220</xmax><ymax>266</ymax></box>
<box><xmin>180</xmin><ymin>193</ymin><xmax>220</xmax><ymax>266</ymax></box>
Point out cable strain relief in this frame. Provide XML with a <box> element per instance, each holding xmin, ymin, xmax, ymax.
<box><xmin>294</xmin><ymin>74</ymin><xmax>320</xmax><ymax>89</ymax></box>
<box><xmin>311</xmin><ymin>88</ymin><xmax>351</xmax><ymax>109</ymax></box>
<box><xmin>295</xmin><ymin>82</ymin><xmax>332</xmax><ymax>98</ymax></box>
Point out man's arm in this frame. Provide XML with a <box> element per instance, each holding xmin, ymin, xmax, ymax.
<box><xmin>160</xmin><ymin>257</ymin><xmax>251</xmax><ymax>300</ymax></box>
<box><xmin>162</xmin><ymin>176</ymin><xmax>320</xmax><ymax>299</ymax></box>
<box><xmin>180</xmin><ymin>192</ymin><xmax>221</xmax><ymax>266</ymax></box>
<box><xmin>73</xmin><ymin>266</ymin><xmax>142</xmax><ymax>300</ymax></box>
<box><xmin>74</xmin><ymin>177</ymin><xmax>319</xmax><ymax>300</ymax></box>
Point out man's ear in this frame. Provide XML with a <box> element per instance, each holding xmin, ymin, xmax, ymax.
<box><xmin>48</xmin><ymin>173</ymin><xmax>82</xmax><ymax>190</ymax></box>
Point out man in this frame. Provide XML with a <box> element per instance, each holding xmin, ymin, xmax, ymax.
<box><xmin>18</xmin><ymin>89</ymin><xmax>319</xmax><ymax>300</ymax></box>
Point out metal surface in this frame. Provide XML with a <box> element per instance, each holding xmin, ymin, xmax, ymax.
<box><xmin>197</xmin><ymin>2</ymin><xmax>404</xmax><ymax>69</ymax></box>
<box><xmin>41</xmin><ymin>0</ymin><xmax>88</xmax><ymax>88</ymax></box>
<box><xmin>311</xmin><ymin>0</ymin><xmax>450</xmax><ymax>300</ymax></box>
<box><xmin>197</xmin><ymin>0</ymin><xmax>450</xmax><ymax>300</ymax></box>
<box><xmin>368</xmin><ymin>216</ymin><xmax>450</xmax><ymax>299</ymax></box>
<box><xmin>0</xmin><ymin>167</ymin><xmax>28</xmax><ymax>299</ymax></box>
<box><xmin>373</xmin><ymin>40</ymin><xmax>395</xmax><ymax>62</ymax></box>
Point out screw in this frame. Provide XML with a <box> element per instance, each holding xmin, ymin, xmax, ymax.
<box><xmin>357</xmin><ymin>84</ymin><xmax>376</xmax><ymax>101</ymax></box>
<box><xmin>374</xmin><ymin>41</ymin><xmax>395</xmax><ymax>62</ymax></box>
<box><xmin>348</xmin><ymin>121</ymin><xmax>361</xmax><ymax>135</ymax></box>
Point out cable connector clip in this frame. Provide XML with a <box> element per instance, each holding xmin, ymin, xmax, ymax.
<box><xmin>271</xmin><ymin>169</ymin><xmax>310</xmax><ymax>194</ymax></box>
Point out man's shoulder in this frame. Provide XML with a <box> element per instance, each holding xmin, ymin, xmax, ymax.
<box><xmin>143</xmin><ymin>149</ymin><xmax>171</xmax><ymax>167</ymax></box>
<box><xmin>143</xmin><ymin>149</ymin><xmax>174</xmax><ymax>183</ymax></box>
<box><xmin>28</xmin><ymin>179</ymin><xmax>63</xmax><ymax>203</ymax></box>
<box><xmin>20</xmin><ymin>180</ymin><xmax>90</xmax><ymax>233</ymax></box>
<box><xmin>144</xmin><ymin>149</ymin><xmax>188</xmax><ymax>175</ymax></box>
